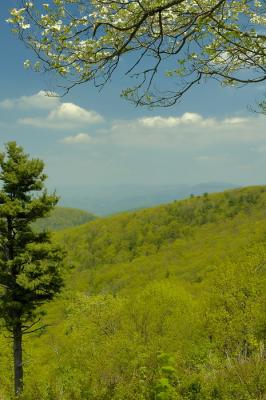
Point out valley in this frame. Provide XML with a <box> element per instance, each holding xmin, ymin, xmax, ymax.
<box><xmin>0</xmin><ymin>186</ymin><xmax>264</xmax><ymax>399</ymax></box>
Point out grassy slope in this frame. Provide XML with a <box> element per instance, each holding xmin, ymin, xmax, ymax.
<box><xmin>33</xmin><ymin>206</ymin><xmax>97</xmax><ymax>232</ymax></box>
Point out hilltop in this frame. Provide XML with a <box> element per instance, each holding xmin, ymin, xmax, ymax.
<box><xmin>0</xmin><ymin>186</ymin><xmax>265</xmax><ymax>400</ymax></box>
<box><xmin>33</xmin><ymin>206</ymin><xmax>96</xmax><ymax>232</ymax></box>
<box><xmin>57</xmin><ymin>185</ymin><xmax>266</xmax><ymax>291</ymax></box>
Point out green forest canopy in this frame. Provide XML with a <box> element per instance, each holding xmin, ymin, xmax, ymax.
<box><xmin>33</xmin><ymin>206</ymin><xmax>96</xmax><ymax>232</ymax></box>
<box><xmin>0</xmin><ymin>185</ymin><xmax>265</xmax><ymax>399</ymax></box>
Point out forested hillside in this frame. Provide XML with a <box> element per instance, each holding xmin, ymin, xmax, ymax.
<box><xmin>0</xmin><ymin>186</ymin><xmax>265</xmax><ymax>399</ymax></box>
<box><xmin>33</xmin><ymin>206</ymin><xmax>96</xmax><ymax>232</ymax></box>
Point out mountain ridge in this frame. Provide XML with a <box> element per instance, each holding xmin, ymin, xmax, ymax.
<box><xmin>56</xmin><ymin>184</ymin><xmax>266</xmax><ymax>289</ymax></box>
<box><xmin>56</xmin><ymin>181</ymin><xmax>239</xmax><ymax>215</ymax></box>
<box><xmin>33</xmin><ymin>206</ymin><xmax>97</xmax><ymax>232</ymax></box>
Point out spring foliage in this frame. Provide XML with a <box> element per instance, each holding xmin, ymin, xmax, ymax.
<box><xmin>0</xmin><ymin>185</ymin><xmax>266</xmax><ymax>398</ymax></box>
<box><xmin>7</xmin><ymin>1</ymin><xmax>266</xmax><ymax>107</ymax></box>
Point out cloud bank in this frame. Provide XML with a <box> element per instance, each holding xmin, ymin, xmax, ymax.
<box><xmin>62</xmin><ymin>112</ymin><xmax>265</xmax><ymax>149</ymax></box>
<box><xmin>1</xmin><ymin>91</ymin><xmax>266</xmax><ymax>186</ymax></box>
<box><xmin>1</xmin><ymin>91</ymin><xmax>104</xmax><ymax>130</ymax></box>
<box><xmin>0</xmin><ymin>91</ymin><xmax>59</xmax><ymax>110</ymax></box>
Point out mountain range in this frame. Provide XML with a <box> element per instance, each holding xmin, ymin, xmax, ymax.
<box><xmin>56</xmin><ymin>182</ymin><xmax>238</xmax><ymax>215</ymax></box>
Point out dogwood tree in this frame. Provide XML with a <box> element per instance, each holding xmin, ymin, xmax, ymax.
<box><xmin>8</xmin><ymin>0</ymin><xmax>266</xmax><ymax>107</ymax></box>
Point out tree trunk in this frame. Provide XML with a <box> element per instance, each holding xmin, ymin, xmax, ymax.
<box><xmin>13</xmin><ymin>322</ymin><xmax>23</xmax><ymax>396</ymax></box>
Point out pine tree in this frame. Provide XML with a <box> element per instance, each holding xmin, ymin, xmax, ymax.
<box><xmin>0</xmin><ymin>142</ymin><xmax>65</xmax><ymax>395</ymax></box>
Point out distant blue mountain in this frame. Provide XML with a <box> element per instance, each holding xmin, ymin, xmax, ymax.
<box><xmin>55</xmin><ymin>182</ymin><xmax>239</xmax><ymax>215</ymax></box>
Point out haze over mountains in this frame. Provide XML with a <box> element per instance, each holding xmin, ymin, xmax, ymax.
<box><xmin>56</xmin><ymin>182</ymin><xmax>238</xmax><ymax>215</ymax></box>
<box><xmin>33</xmin><ymin>207</ymin><xmax>96</xmax><ymax>232</ymax></box>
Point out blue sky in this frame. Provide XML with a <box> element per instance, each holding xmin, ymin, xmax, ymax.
<box><xmin>1</xmin><ymin>1</ymin><xmax>266</xmax><ymax>191</ymax></box>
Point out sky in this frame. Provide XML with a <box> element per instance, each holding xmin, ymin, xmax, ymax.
<box><xmin>1</xmin><ymin>1</ymin><xmax>266</xmax><ymax>193</ymax></box>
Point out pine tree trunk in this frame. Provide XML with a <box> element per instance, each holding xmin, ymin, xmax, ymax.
<box><xmin>13</xmin><ymin>322</ymin><xmax>23</xmax><ymax>396</ymax></box>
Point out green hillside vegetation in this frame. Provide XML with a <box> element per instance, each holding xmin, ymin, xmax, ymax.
<box><xmin>32</xmin><ymin>206</ymin><xmax>96</xmax><ymax>232</ymax></box>
<box><xmin>0</xmin><ymin>186</ymin><xmax>265</xmax><ymax>399</ymax></box>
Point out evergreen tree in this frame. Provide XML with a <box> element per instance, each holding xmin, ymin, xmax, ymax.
<box><xmin>0</xmin><ymin>142</ymin><xmax>65</xmax><ymax>395</ymax></box>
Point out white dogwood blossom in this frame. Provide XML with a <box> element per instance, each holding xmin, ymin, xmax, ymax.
<box><xmin>7</xmin><ymin>0</ymin><xmax>266</xmax><ymax>107</ymax></box>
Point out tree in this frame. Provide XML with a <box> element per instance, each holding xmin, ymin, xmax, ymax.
<box><xmin>0</xmin><ymin>142</ymin><xmax>65</xmax><ymax>396</ymax></box>
<box><xmin>7</xmin><ymin>1</ymin><xmax>266</xmax><ymax>107</ymax></box>
<box><xmin>258</xmin><ymin>99</ymin><xmax>266</xmax><ymax>114</ymax></box>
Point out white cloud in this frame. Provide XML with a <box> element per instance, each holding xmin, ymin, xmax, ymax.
<box><xmin>140</xmin><ymin>115</ymin><xmax>182</xmax><ymax>128</ymax></box>
<box><xmin>18</xmin><ymin>101</ymin><xmax>103</xmax><ymax>130</ymax></box>
<box><xmin>0</xmin><ymin>91</ymin><xmax>104</xmax><ymax>130</ymax></box>
<box><xmin>139</xmin><ymin>112</ymin><xmax>216</xmax><ymax>128</ymax></box>
<box><xmin>1</xmin><ymin>93</ymin><xmax>265</xmax><ymax>151</ymax></box>
<box><xmin>223</xmin><ymin>117</ymin><xmax>248</xmax><ymax>125</ymax></box>
<box><xmin>0</xmin><ymin>91</ymin><xmax>60</xmax><ymax>110</ymax></box>
<box><xmin>106</xmin><ymin>113</ymin><xmax>266</xmax><ymax>148</ymax></box>
<box><xmin>62</xmin><ymin>133</ymin><xmax>94</xmax><ymax>144</ymax></box>
<box><xmin>138</xmin><ymin>112</ymin><xmax>251</xmax><ymax>131</ymax></box>
<box><xmin>59</xmin><ymin>112</ymin><xmax>266</xmax><ymax>148</ymax></box>
<box><xmin>49</xmin><ymin>103</ymin><xmax>103</xmax><ymax>124</ymax></box>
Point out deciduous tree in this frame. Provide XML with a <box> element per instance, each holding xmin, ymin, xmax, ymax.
<box><xmin>7</xmin><ymin>0</ymin><xmax>266</xmax><ymax>107</ymax></box>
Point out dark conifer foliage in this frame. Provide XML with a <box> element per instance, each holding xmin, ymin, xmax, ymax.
<box><xmin>0</xmin><ymin>142</ymin><xmax>65</xmax><ymax>395</ymax></box>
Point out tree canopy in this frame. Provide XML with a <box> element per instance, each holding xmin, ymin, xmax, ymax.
<box><xmin>0</xmin><ymin>185</ymin><xmax>265</xmax><ymax>399</ymax></box>
<box><xmin>8</xmin><ymin>0</ymin><xmax>266</xmax><ymax>107</ymax></box>
<box><xmin>0</xmin><ymin>142</ymin><xmax>65</xmax><ymax>395</ymax></box>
